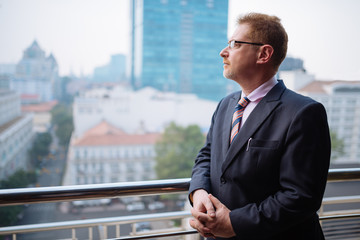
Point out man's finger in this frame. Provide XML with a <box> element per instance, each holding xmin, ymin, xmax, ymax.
<box><xmin>203</xmin><ymin>197</ymin><xmax>216</xmax><ymax>217</ymax></box>
<box><xmin>189</xmin><ymin>219</ymin><xmax>197</xmax><ymax>229</ymax></box>
<box><xmin>189</xmin><ymin>219</ymin><xmax>213</xmax><ymax>235</ymax></box>
<box><xmin>192</xmin><ymin>208</ymin><xmax>214</xmax><ymax>223</ymax></box>
<box><xmin>209</xmin><ymin>194</ymin><xmax>223</xmax><ymax>208</ymax></box>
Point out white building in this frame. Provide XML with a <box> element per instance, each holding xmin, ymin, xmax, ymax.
<box><xmin>0</xmin><ymin>90</ymin><xmax>34</xmax><ymax>180</ymax></box>
<box><xmin>11</xmin><ymin>40</ymin><xmax>58</xmax><ymax>103</ymax></box>
<box><xmin>299</xmin><ymin>80</ymin><xmax>360</xmax><ymax>164</ymax></box>
<box><xmin>279</xmin><ymin>69</ymin><xmax>315</xmax><ymax>91</ymax></box>
<box><xmin>73</xmin><ymin>85</ymin><xmax>218</xmax><ymax>137</ymax></box>
<box><xmin>64</xmin><ymin>84</ymin><xmax>218</xmax><ymax>186</ymax></box>
<box><xmin>21</xmin><ymin>100</ymin><xmax>58</xmax><ymax>133</ymax></box>
<box><xmin>63</xmin><ymin>120</ymin><xmax>160</xmax><ymax>185</ymax></box>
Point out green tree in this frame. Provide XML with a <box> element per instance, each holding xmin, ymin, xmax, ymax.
<box><xmin>51</xmin><ymin>104</ymin><xmax>74</xmax><ymax>147</ymax></box>
<box><xmin>0</xmin><ymin>170</ymin><xmax>36</xmax><ymax>189</ymax></box>
<box><xmin>330</xmin><ymin>130</ymin><xmax>345</xmax><ymax>162</ymax></box>
<box><xmin>155</xmin><ymin>122</ymin><xmax>205</xmax><ymax>179</ymax></box>
<box><xmin>0</xmin><ymin>170</ymin><xmax>36</xmax><ymax>227</ymax></box>
<box><xmin>28</xmin><ymin>132</ymin><xmax>52</xmax><ymax>168</ymax></box>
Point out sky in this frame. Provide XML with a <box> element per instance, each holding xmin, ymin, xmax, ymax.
<box><xmin>0</xmin><ymin>0</ymin><xmax>359</xmax><ymax>80</ymax></box>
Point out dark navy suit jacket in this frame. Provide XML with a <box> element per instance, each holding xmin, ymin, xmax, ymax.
<box><xmin>189</xmin><ymin>81</ymin><xmax>331</xmax><ymax>240</ymax></box>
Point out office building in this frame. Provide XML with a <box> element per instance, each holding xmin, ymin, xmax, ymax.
<box><xmin>130</xmin><ymin>0</ymin><xmax>229</xmax><ymax>101</ymax></box>
<box><xmin>0</xmin><ymin>75</ymin><xmax>11</xmax><ymax>90</ymax></box>
<box><xmin>93</xmin><ymin>54</ymin><xmax>127</xmax><ymax>83</ymax></box>
<box><xmin>279</xmin><ymin>57</ymin><xmax>305</xmax><ymax>72</ymax></box>
<box><xmin>277</xmin><ymin>57</ymin><xmax>314</xmax><ymax>91</ymax></box>
<box><xmin>299</xmin><ymin>80</ymin><xmax>360</xmax><ymax>164</ymax></box>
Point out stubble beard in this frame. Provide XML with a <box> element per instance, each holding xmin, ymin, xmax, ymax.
<box><xmin>223</xmin><ymin>68</ymin><xmax>236</xmax><ymax>80</ymax></box>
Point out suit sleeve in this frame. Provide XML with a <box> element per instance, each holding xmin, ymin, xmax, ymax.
<box><xmin>230</xmin><ymin>102</ymin><xmax>331</xmax><ymax>238</ymax></box>
<box><xmin>188</xmin><ymin>99</ymin><xmax>224</xmax><ymax>201</ymax></box>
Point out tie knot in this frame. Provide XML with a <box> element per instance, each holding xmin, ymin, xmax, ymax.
<box><xmin>237</xmin><ymin>96</ymin><xmax>250</xmax><ymax>108</ymax></box>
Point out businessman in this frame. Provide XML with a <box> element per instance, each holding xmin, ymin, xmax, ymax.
<box><xmin>189</xmin><ymin>13</ymin><xmax>331</xmax><ymax>240</ymax></box>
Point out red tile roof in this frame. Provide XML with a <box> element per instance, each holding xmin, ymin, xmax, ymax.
<box><xmin>21</xmin><ymin>100</ymin><xmax>58</xmax><ymax>112</ymax></box>
<box><xmin>299</xmin><ymin>80</ymin><xmax>360</xmax><ymax>93</ymax></box>
<box><xmin>73</xmin><ymin>120</ymin><xmax>161</xmax><ymax>146</ymax></box>
<box><xmin>74</xmin><ymin>133</ymin><xmax>160</xmax><ymax>146</ymax></box>
<box><xmin>21</xmin><ymin>94</ymin><xmax>40</xmax><ymax>100</ymax></box>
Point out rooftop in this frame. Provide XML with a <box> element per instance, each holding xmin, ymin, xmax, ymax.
<box><xmin>0</xmin><ymin>116</ymin><xmax>26</xmax><ymax>135</ymax></box>
<box><xmin>299</xmin><ymin>80</ymin><xmax>360</xmax><ymax>94</ymax></box>
<box><xmin>21</xmin><ymin>100</ymin><xmax>58</xmax><ymax>113</ymax></box>
<box><xmin>73</xmin><ymin>120</ymin><xmax>161</xmax><ymax>146</ymax></box>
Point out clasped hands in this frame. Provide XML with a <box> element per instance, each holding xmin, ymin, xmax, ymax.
<box><xmin>189</xmin><ymin>189</ymin><xmax>235</xmax><ymax>239</ymax></box>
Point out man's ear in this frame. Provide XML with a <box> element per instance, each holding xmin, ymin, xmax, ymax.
<box><xmin>257</xmin><ymin>45</ymin><xmax>274</xmax><ymax>64</ymax></box>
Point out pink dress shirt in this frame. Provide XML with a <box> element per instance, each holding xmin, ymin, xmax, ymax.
<box><xmin>240</xmin><ymin>76</ymin><xmax>278</xmax><ymax>129</ymax></box>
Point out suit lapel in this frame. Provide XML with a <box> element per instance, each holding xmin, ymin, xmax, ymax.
<box><xmin>221</xmin><ymin>81</ymin><xmax>286</xmax><ymax>174</ymax></box>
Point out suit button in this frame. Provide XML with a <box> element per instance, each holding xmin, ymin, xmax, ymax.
<box><xmin>220</xmin><ymin>178</ymin><xmax>226</xmax><ymax>184</ymax></box>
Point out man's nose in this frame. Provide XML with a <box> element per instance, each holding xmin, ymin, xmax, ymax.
<box><xmin>219</xmin><ymin>47</ymin><xmax>229</xmax><ymax>58</ymax></box>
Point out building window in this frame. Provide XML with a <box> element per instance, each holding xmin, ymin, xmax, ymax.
<box><xmin>142</xmin><ymin>161</ymin><xmax>152</xmax><ymax>172</ymax></box>
<box><xmin>126</xmin><ymin>162</ymin><xmax>135</xmax><ymax>173</ymax></box>
<box><xmin>111</xmin><ymin>163</ymin><xmax>120</xmax><ymax>173</ymax></box>
<box><xmin>127</xmin><ymin>175</ymin><xmax>135</xmax><ymax>182</ymax></box>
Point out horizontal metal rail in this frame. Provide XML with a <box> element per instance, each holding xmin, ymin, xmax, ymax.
<box><xmin>110</xmin><ymin>230</ymin><xmax>199</xmax><ymax>240</ymax></box>
<box><xmin>0</xmin><ymin>211</ymin><xmax>192</xmax><ymax>235</ymax></box>
<box><xmin>320</xmin><ymin>213</ymin><xmax>360</xmax><ymax>221</ymax></box>
<box><xmin>0</xmin><ymin>178</ymin><xmax>191</xmax><ymax>206</ymax></box>
<box><xmin>0</xmin><ymin>168</ymin><xmax>359</xmax><ymax>207</ymax></box>
<box><xmin>322</xmin><ymin>195</ymin><xmax>360</xmax><ymax>205</ymax></box>
<box><xmin>327</xmin><ymin>168</ymin><xmax>360</xmax><ymax>182</ymax></box>
<box><xmin>0</xmin><ymin>211</ymin><xmax>359</xmax><ymax>238</ymax></box>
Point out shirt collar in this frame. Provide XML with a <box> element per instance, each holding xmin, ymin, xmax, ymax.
<box><xmin>241</xmin><ymin>76</ymin><xmax>278</xmax><ymax>102</ymax></box>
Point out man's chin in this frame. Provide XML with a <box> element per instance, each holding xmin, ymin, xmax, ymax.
<box><xmin>223</xmin><ymin>72</ymin><xmax>234</xmax><ymax>80</ymax></box>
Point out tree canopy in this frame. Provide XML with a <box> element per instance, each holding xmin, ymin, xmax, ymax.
<box><xmin>51</xmin><ymin>104</ymin><xmax>74</xmax><ymax>147</ymax></box>
<box><xmin>0</xmin><ymin>170</ymin><xmax>36</xmax><ymax>227</ymax></box>
<box><xmin>330</xmin><ymin>130</ymin><xmax>345</xmax><ymax>162</ymax></box>
<box><xmin>155</xmin><ymin>122</ymin><xmax>205</xmax><ymax>179</ymax></box>
<box><xmin>28</xmin><ymin>132</ymin><xmax>52</xmax><ymax>168</ymax></box>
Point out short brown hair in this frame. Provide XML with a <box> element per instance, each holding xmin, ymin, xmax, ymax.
<box><xmin>237</xmin><ymin>13</ymin><xmax>288</xmax><ymax>71</ymax></box>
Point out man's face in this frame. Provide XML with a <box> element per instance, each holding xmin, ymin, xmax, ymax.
<box><xmin>220</xmin><ymin>24</ymin><xmax>259</xmax><ymax>82</ymax></box>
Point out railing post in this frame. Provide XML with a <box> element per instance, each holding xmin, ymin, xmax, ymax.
<box><xmin>116</xmin><ymin>224</ymin><xmax>120</xmax><ymax>238</ymax></box>
<box><xmin>72</xmin><ymin>228</ymin><xmax>76</xmax><ymax>240</ymax></box>
<box><xmin>103</xmin><ymin>225</ymin><xmax>108</xmax><ymax>239</ymax></box>
<box><xmin>89</xmin><ymin>227</ymin><xmax>93</xmax><ymax>240</ymax></box>
<box><xmin>12</xmin><ymin>233</ymin><xmax>16</xmax><ymax>240</ymax></box>
<box><xmin>319</xmin><ymin>205</ymin><xmax>324</xmax><ymax>226</ymax></box>
<box><xmin>132</xmin><ymin>223</ymin><xmax>136</xmax><ymax>235</ymax></box>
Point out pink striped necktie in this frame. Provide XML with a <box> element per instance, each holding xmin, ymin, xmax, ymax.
<box><xmin>230</xmin><ymin>97</ymin><xmax>250</xmax><ymax>143</ymax></box>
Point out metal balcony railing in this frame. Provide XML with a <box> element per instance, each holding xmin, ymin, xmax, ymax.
<box><xmin>0</xmin><ymin>168</ymin><xmax>359</xmax><ymax>240</ymax></box>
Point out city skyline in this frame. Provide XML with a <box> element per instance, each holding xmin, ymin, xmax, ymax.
<box><xmin>0</xmin><ymin>0</ymin><xmax>360</xmax><ymax>80</ymax></box>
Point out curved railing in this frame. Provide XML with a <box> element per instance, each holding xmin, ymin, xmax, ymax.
<box><xmin>0</xmin><ymin>168</ymin><xmax>359</xmax><ymax>239</ymax></box>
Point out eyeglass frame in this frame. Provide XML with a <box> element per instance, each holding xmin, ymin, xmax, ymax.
<box><xmin>228</xmin><ymin>40</ymin><xmax>264</xmax><ymax>49</ymax></box>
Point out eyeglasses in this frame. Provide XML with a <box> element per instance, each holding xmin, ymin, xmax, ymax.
<box><xmin>228</xmin><ymin>40</ymin><xmax>264</xmax><ymax>49</ymax></box>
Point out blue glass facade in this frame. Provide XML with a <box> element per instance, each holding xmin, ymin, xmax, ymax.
<box><xmin>130</xmin><ymin>0</ymin><xmax>229</xmax><ymax>101</ymax></box>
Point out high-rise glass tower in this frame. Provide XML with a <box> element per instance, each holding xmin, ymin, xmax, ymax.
<box><xmin>130</xmin><ymin>0</ymin><xmax>229</xmax><ymax>101</ymax></box>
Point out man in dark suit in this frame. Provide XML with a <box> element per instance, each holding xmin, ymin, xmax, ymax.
<box><xmin>189</xmin><ymin>13</ymin><xmax>331</xmax><ymax>240</ymax></box>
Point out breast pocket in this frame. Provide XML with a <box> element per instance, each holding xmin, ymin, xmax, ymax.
<box><xmin>247</xmin><ymin>139</ymin><xmax>281</xmax><ymax>171</ymax></box>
